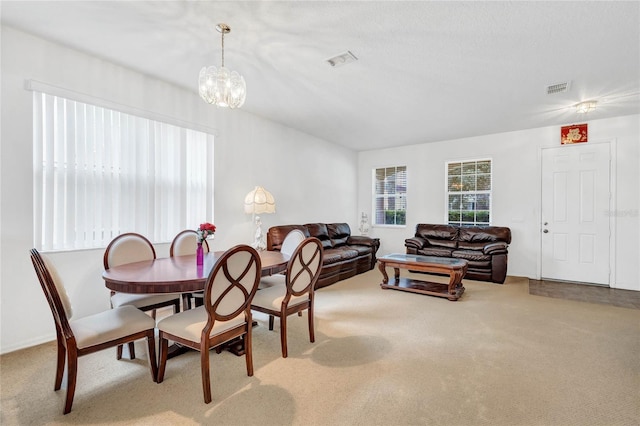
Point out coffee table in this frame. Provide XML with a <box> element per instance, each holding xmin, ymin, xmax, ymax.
<box><xmin>378</xmin><ymin>253</ymin><xmax>468</xmax><ymax>301</ymax></box>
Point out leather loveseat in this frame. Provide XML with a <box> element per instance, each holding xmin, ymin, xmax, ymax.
<box><xmin>266</xmin><ymin>223</ymin><xmax>380</xmax><ymax>289</ymax></box>
<box><xmin>405</xmin><ymin>224</ymin><xmax>511</xmax><ymax>284</ymax></box>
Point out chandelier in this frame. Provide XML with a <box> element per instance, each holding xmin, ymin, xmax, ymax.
<box><xmin>198</xmin><ymin>23</ymin><xmax>246</xmax><ymax>108</ymax></box>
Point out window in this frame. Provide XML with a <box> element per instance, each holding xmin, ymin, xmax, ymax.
<box><xmin>33</xmin><ymin>92</ymin><xmax>214</xmax><ymax>251</ymax></box>
<box><xmin>447</xmin><ymin>159</ymin><xmax>491</xmax><ymax>226</ymax></box>
<box><xmin>374</xmin><ymin>166</ymin><xmax>407</xmax><ymax>226</ymax></box>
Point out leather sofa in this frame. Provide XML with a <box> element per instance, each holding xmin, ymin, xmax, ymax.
<box><xmin>266</xmin><ymin>223</ymin><xmax>380</xmax><ymax>289</ymax></box>
<box><xmin>405</xmin><ymin>224</ymin><xmax>511</xmax><ymax>284</ymax></box>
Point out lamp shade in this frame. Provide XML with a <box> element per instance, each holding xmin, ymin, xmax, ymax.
<box><xmin>244</xmin><ymin>186</ymin><xmax>276</xmax><ymax>214</ymax></box>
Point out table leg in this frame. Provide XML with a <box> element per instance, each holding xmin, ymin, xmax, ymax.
<box><xmin>447</xmin><ymin>269</ymin><xmax>466</xmax><ymax>301</ymax></box>
<box><xmin>378</xmin><ymin>261</ymin><xmax>389</xmax><ymax>284</ymax></box>
<box><xmin>393</xmin><ymin>267</ymin><xmax>400</xmax><ymax>282</ymax></box>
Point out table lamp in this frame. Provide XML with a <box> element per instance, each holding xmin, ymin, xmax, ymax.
<box><xmin>244</xmin><ymin>186</ymin><xmax>276</xmax><ymax>250</ymax></box>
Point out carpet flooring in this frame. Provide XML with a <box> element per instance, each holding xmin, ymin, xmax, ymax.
<box><xmin>1</xmin><ymin>270</ymin><xmax>639</xmax><ymax>425</ymax></box>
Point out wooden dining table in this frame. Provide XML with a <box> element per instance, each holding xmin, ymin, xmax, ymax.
<box><xmin>102</xmin><ymin>250</ymin><xmax>289</xmax><ymax>357</ymax></box>
<box><xmin>102</xmin><ymin>250</ymin><xmax>288</xmax><ymax>294</ymax></box>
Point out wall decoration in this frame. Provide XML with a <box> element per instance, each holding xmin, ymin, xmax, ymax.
<box><xmin>561</xmin><ymin>123</ymin><xmax>588</xmax><ymax>144</ymax></box>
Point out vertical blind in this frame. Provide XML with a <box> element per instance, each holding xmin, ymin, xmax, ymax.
<box><xmin>33</xmin><ymin>92</ymin><xmax>214</xmax><ymax>251</ymax></box>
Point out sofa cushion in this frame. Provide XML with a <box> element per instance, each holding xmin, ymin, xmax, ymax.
<box><xmin>416</xmin><ymin>224</ymin><xmax>459</xmax><ymax>248</ymax></box>
<box><xmin>332</xmin><ymin>247</ymin><xmax>359</xmax><ymax>260</ymax></box>
<box><xmin>418</xmin><ymin>247</ymin><xmax>454</xmax><ymax>257</ymax></box>
<box><xmin>327</xmin><ymin>223</ymin><xmax>351</xmax><ymax>247</ymax></box>
<box><xmin>305</xmin><ymin>223</ymin><xmax>333</xmax><ymax>250</ymax></box>
<box><xmin>346</xmin><ymin>244</ymin><xmax>372</xmax><ymax>256</ymax></box>
<box><xmin>451</xmin><ymin>249</ymin><xmax>491</xmax><ymax>262</ymax></box>
<box><xmin>322</xmin><ymin>250</ymin><xmax>346</xmax><ymax>265</ymax></box>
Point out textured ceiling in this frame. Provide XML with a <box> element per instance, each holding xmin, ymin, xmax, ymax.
<box><xmin>2</xmin><ymin>1</ymin><xmax>639</xmax><ymax>151</ymax></box>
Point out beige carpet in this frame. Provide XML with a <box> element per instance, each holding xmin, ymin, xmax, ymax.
<box><xmin>2</xmin><ymin>270</ymin><xmax>639</xmax><ymax>425</ymax></box>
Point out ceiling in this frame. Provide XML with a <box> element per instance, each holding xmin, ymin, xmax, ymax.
<box><xmin>2</xmin><ymin>1</ymin><xmax>639</xmax><ymax>151</ymax></box>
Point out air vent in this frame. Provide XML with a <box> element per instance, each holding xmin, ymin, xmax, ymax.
<box><xmin>326</xmin><ymin>51</ymin><xmax>358</xmax><ymax>67</ymax></box>
<box><xmin>546</xmin><ymin>81</ymin><xmax>571</xmax><ymax>95</ymax></box>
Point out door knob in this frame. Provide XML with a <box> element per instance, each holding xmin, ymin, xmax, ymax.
<box><xmin>543</xmin><ymin>222</ymin><xmax>548</xmax><ymax>225</ymax></box>
<box><xmin>543</xmin><ymin>229</ymin><xmax>549</xmax><ymax>233</ymax></box>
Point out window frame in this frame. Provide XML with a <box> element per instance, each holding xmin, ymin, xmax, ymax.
<box><xmin>372</xmin><ymin>165</ymin><xmax>407</xmax><ymax>227</ymax></box>
<box><xmin>445</xmin><ymin>158</ymin><xmax>492</xmax><ymax>226</ymax></box>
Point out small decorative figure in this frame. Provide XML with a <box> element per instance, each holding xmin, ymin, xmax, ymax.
<box><xmin>359</xmin><ymin>212</ymin><xmax>370</xmax><ymax>236</ymax></box>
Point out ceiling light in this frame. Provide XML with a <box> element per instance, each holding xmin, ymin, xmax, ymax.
<box><xmin>575</xmin><ymin>100</ymin><xmax>597</xmax><ymax>114</ymax></box>
<box><xmin>198</xmin><ymin>23</ymin><xmax>246</xmax><ymax>108</ymax></box>
<box><xmin>326</xmin><ymin>51</ymin><xmax>358</xmax><ymax>67</ymax></box>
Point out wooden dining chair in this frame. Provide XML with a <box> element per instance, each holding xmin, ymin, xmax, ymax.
<box><xmin>251</xmin><ymin>237</ymin><xmax>323</xmax><ymax>358</ymax></box>
<box><xmin>30</xmin><ymin>248</ymin><xmax>158</xmax><ymax>414</ymax></box>
<box><xmin>259</xmin><ymin>229</ymin><xmax>306</xmax><ymax>289</ymax></box>
<box><xmin>170</xmin><ymin>229</ymin><xmax>210</xmax><ymax>310</ymax></box>
<box><xmin>156</xmin><ymin>245</ymin><xmax>261</xmax><ymax>404</ymax></box>
<box><xmin>104</xmin><ymin>232</ymin><xmax>181</xmax><ymax>359</ymax></box>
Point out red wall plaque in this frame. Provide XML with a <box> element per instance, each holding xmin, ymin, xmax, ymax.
<box><xmin>561</xmin><ymin>123</ymin><xmax>588</xmax><ymax>144</ymax></box>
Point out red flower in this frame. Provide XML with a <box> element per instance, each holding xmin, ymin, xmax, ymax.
<box><xmin>199</xmin><ymin>222</ymin><xmax>216</xmax><ymax>233</ymax></box>
<box><xmin>197</xmin><ymin>222</ymin><xmax>216</xmax><ymax>242</ymax></box>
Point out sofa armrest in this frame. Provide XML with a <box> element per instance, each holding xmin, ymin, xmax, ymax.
<box><xmin>347</xmin><ymin>235</ymin><xmax>378</xmax><ymax>248</ymax></box>
<box><xmin>405</xmin><ymin>236</ymin><xmax>427</xmax><ymax>250</ymax></box>
<box><xmin>483</xmin><ymin>241</ymin><xmax>508</xmax><ymax>255</ymax></box>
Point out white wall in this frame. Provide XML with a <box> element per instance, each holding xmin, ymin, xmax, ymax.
<box><xmin>358</xmin><ymin>115</ymin><xmax>640</xmax><ymax>291</ymax></box>
<box><xmin>0</xmin><ymin>27</ymin><xmax>358</xmax><ymax>354</ymax></box>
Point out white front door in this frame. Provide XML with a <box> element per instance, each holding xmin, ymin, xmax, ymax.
<box><xmin>540</xmin><ymin>143</ymin><xmax>611</xmax><ymax>285</ymax></box>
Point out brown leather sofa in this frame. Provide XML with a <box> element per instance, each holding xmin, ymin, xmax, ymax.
<box><xmin>266</xmin><ymin>223</ymin><xmax>380</xmax><ymax>289</ymax></box>
<box><xmin>405</xmin><ymin>224</ymin><xmax>511</xmax><ymax>284</ymax></box>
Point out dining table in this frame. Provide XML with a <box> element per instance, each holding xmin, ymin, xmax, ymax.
<box><xmin>102</xmin><ymin>250</ymin><xmax>289</xmax><ymax>294</ymax></box>
<box><xmin>102</xmin><ymin>250</ymin><xmax>289</xmax><ymax>357</ymax></box>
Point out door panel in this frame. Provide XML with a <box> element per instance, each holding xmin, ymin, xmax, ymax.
<box><xmin>541</xmin><ymin>143</ymin><xmax>610</xmax><ymax>285</ymax></box>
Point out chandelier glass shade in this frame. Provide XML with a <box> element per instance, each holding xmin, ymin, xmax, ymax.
<box><xmin>199</xmin><ymin>23</ymin><xmax>246</xmax><ymax>108</ymax></box>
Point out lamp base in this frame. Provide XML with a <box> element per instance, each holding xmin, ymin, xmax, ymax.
<box><xmin>252</xmin><ymin>215</ymin><xmax>266</xmax><ymax>251</ymax></box>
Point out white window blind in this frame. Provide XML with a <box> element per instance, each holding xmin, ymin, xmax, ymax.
<box><xmin>374</xmin><ymin>166</ymin><xmax>407</xmax><ymax>226</ymax></box>
<box><xmin>446</xmin><ymin>159</ymin><xmax>491</xmax><ymax>226</ymax></box>
<box><xmin>33</xmin><ymin>92</ymin><xmax>214</xmax><ymax>251</ymax></box>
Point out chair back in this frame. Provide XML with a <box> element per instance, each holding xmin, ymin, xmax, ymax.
<box><xmin>204</xmin><ymin>245</ymin><xmax>261</xmax><ymax>323</ymax></box>
<box><xmin>280</xmin><ymin>229</ymin><xmax>306</xmax><ymax>257</ymax></box>
<box><xmin>170</xmin><ymin>230</ymin><xmax>210</xmax><ymax>257</ymax></box>
<box><xmin>30</xmin><ymin>248</ymin><xmax>74</xmax><ymax>335</ymax></box>
<box><xmin>104</xmin><ymin>233</ymin><xmax>156</xmax><ymax>269</ymax></box>
<box><xmin>287</xmin><ymin>237</ymin><xmax>323</xmax><ymax>296</ymax></box>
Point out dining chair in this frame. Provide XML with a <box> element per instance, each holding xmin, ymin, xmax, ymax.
<box><xmin>170</xmin><ymin>229</ymin><xmax>210</xmax><ymax>310</ymax></box>
<box><xmin>156</xmin><ymin>244</ymin><xmax>262</xmax><ymax>404</ymax></box>
<box><xmin>104</xmin><ymin>232</ymin><xmax>181</xmax><ymax>360</ymax></box>
<box><xmin>251</xmin><ymin>237</ymin><xmax>323</xmax><ymax>358</ymax></box>
<box><xmin>259</xmin><ymin>229</ymin><xmax>306</xmax><ymax>289</ymax></box>
<box><xmin>30</xmin><ymin>248</ymin><xmax>158</xmax><ymax>414</ymax></box>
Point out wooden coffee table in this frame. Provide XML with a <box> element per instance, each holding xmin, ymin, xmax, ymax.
<box><xmin>378</xmin><ymin>253</ymin><xmax>468</xmax><ymax>301</ymax></box>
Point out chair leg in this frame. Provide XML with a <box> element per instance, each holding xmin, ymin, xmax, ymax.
<box><xmin>279</xmin><ymin>314</ymin><xmax>288</xmax><ymax>358</ymax></box>
<box><xmin>201</xmin><ymin>345</ymin><xmax>212</xmax><ymax>404</ymax></box>
<box><xmin>146</xmin><ymin>334</ymin><xmax>158</xmax><ymax>383</ymax></box>
<box><xmin>245</xmin><ymin>327</ymin><xmax>254</xmax><ymax>377</ymax></box>
<box><xmin>128</xmin><ymin>342</ymin><xmax>136</xmax><ymax>360</ymax></box>
<box><xmin>117</xmin><ymin>345</ymin><xmax>123</xmax><ymax>360</ymax></box>
<box><xmin>54</xmin><ymin>333</ymin><xmax>66</xmax><ymax>391</ymax></box>
<box><xmin>157</xmin><ymin>336</ymin><xmax>169</xmax><ymax>383</ymax></box>
<box><xmin>268</xmin><ymin>315</ymin><xmax>274</xmax><ymax>331</ymax></box>
<box><xmin>63</xmin><ymin>346</ymin><xmax>78</xmax><ymax>415</ymax></box>
<box><xmin>308</xmin><ymin>306</ymin><xmax>315</xmax><ymax>343</ymax></box>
